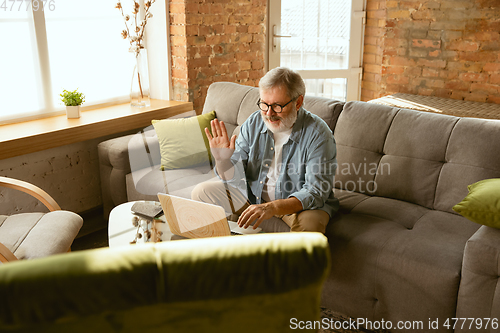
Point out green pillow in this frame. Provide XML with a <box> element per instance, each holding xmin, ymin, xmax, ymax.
<box><xmin>152</xmin><ymin>111</ymin><xmax>216</xmax><ymax>170</ymax></box>
<box><xmin>453</xmin><ymin>178</ymin><xmax>500</xmax><ymax>228</ymax></box>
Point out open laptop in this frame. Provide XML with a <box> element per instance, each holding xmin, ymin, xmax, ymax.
<box><xmin>157</xmin><ymin>193</ymin><xmax>262</xmax><ymax>239</ymax></box>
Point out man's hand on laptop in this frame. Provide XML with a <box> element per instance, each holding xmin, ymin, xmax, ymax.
<box><xmin>238</xmin><ymin>197</ymin><xmax>304</xmax><ymax>229</ymax></box>
<box><xmin>237</xmin><ymin>203</ymin><xmax>275</xmax><ymax>229</ymax></box>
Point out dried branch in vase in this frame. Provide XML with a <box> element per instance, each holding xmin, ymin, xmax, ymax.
<box><xmin>116</xmin><ymin>0</ymin><xmax>156</xmax><ymax>57</ymax></box>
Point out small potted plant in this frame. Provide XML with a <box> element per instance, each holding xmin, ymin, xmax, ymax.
<box><xmin>60</xmin><ymin>89</ymin><xmax>85</xmax><ymax>119</ymax></box>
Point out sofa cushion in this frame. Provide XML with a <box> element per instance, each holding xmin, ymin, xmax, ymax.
<box><xmin>126</xmin><ymin>164</ymin><xmax>217</xmax><ymax>201</ymax></box>
<box><xmin>453</xmin><ymin>178</ymin><xmax>500</xmax><ymax>228</ymax></box>
<box><xmin>152</xmin><ymin>111</ymin><xmax>216</xmax><ymax>170</ymax></box>
<box><xmin>237</xmin><ymin>87</ymin><xmax>261</xmax><ymax>126</ymax></box>
<box><xmin>202</xmin><ymin>82</ymin><xmax>255</xmax><ymax>125</ymax></box>
<box><xmin>335</xmin><ymin>103</ymin><xmax>458</xmax><ymax>208</ymax></box>
<box><xmin>333</xmin><ymin>188</ymin><xmax>370</xmax><ymax>212</ymax></box>
<box><xmin>435</xmin><ymin>117</ymin><xmax>500</xmax><ymax>213</ymax></box>
<box><xmin>323</xmin><ymin>194</ymin><xmax>480</xmax><ymax>326</ymax></box>
<box><xmin>335</xmin><ymin>101</ymin><xmax>500</xmax><ymax>213</ymax></box>
<box><xmin>0</xmin><ymin>211</ymin><xmax>83</xmax><ymax>260</ymax></box>
<box><xmin>335</xmin><ymin>191</ymin><xmax>429</xmax><ymax>228</ymax></box>
<box><xmin>303</xmin><ymin>96</ymin><xmax>344</xmax><ymax>131</ymax></box>
<box><xmin>333</xmin><ymin>102</ymin><xmax>396</xmax><ymax>196</ymax></box>
<box><xmin>335</xmin><ymin>102</ymin><xmax>397</xmax><ymax>153</ymax></box>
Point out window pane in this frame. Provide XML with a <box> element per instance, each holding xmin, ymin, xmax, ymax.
<box><xmin>45</xmin><ymin>0</ymin><xmax>131</xmax><ymax>108</ymax></box>
<box><xmin>305</xmin><ymin>78</ymin><xmax>347</xmax><ymax>101</ymax></box>
<box><xmin>0</xmin><ymin>12</ymin><xmax>43</xmax><ymax>121</ymax></box>
<box><xmin>281</xmin><ymin>0</ymin><xmax>351</xmax><ymax>70</ymax></box>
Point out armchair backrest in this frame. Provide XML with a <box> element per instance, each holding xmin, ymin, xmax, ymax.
<box><xmin>0</xmin><ymin>176</ymin><xmax>60</xmax><ymax>211</ymax></box>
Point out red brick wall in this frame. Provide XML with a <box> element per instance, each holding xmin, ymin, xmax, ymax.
<box><xmin>361</xmin><ymin>0</ymin><xmax>386</xmax><ymax>101</ymax></box>
<box><xmin>170</xmin><ymin>0</ymin><xmax>500</xmax><ymax>106</ymax></box>
<box><xmin>170</xmin><ymin>0</ymin><xmax>266</xmax><ymax>114</ymax></box>
<box><xmin>361</xmin><ymin>0</ymin><xmax>500</xmax><ymax>103</ymax></box>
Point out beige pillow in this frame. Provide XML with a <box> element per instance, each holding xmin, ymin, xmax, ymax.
<box><xmin>152</xmin><ymin>111</ymin><xmax>216</xmax><ymax>170</ymax></box>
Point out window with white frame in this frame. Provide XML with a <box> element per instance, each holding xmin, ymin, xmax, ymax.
<box><xmin>0</xmin><ymin>0</ymin><xmax>170</xmax><ymax>123</ymax></box>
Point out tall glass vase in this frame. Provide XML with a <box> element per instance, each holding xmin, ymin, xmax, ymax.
<box><xmin>130</xmin><ymin>49</ymin><xmax>151</xmax><ymax>107</ymax></box>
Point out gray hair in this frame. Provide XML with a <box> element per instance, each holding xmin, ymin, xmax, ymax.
<box><xmin>259</xmin><ymin>67</ymin><xmax>305</xmax><ymax>100</ymax></box>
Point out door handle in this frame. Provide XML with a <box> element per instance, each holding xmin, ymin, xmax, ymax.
<box><xmin>272</xmin><ymin>25</ymin><xmax>292</xmax><ymax>50</ymax></box>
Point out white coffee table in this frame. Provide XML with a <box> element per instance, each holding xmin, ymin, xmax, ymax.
<box><xmin>108</xmin><ymin>201</ymin><xmax>175</xmax><ymax>247</ymax></box>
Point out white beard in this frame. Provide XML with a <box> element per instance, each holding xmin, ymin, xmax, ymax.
<box><xmin>261</xmin><ymin>108</ymin><xmax>298</xmax><ymax>133</ymax></box>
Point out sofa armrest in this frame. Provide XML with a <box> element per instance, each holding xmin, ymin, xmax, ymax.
<box><xmin>456</xmin><ymin>225</ymin><xmax>500</xmax><ymax>332</ymax></box>
<box><xmin>98</xmin><ymin>129</ymin><xmax>160</xmax><ymax>218</ymax></box>
<box><xmin>0</xmin><ymin>233</ymin><xmax>330</xmax><ymax>332</ymax></box>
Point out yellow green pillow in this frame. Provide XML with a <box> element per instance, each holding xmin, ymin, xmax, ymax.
<box><xmin>453</xmin><ymin>178</ymin><xmax>500</xmax><ymax>228</ymax></box>
<box><xmin>152</xmin><ymin>111</ymin><xmax>216</xmax><ymax>170</ymax></box>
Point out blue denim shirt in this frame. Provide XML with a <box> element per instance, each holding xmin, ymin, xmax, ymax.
<box><xmin>219</xmin><ymin>107</ymin><xmax>339</xmax><ymax>217</ymax></box>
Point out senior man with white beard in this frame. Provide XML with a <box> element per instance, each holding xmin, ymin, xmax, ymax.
<box><xmin>191</xmin><ymin>67</ymin><xmax>338</xmax><ymax>233</ymax></box>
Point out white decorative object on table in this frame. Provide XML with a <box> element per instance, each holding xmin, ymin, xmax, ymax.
<box><xmin>109</xmin><ymin>201</ymin><xmax>173</xmax><ymax>247</ymax></box>
<box><xmin>131</xmin><ymin>214</ymin><xmax>163</xmax><ymax>244</ymax></box>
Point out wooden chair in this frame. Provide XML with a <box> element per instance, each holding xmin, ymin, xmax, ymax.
<box><xmin>0</xmin><ymin>176</ymin><xmax>83</xmax><ymax>263</ymax></box>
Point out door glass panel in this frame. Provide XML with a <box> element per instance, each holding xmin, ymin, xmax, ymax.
<box><xmin>304</xmin><ymin>78</ymin><xmax>347</xmax><ymax>101</ymax></box>
<box><xmin>280</xmin><ymin>0</ymin><xmax>351</xmax><ymax>70</ymax></box>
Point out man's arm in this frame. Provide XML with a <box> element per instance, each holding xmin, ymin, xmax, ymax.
<box><xmin>291</xmin><ymin>135</ymin><xmax>336</xmax><ymax>211</ymax></box>
<box><xmin>237</xmin><ymin>197</ymin><xmax>303</xmax><ymax>229</ymax></box>
<box><xmin>214</xmin><ymin>157</ymin><xmax>235</xmax><ymax>181</ymax></box>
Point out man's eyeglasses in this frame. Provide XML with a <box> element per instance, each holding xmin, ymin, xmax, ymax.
<box><xmin>257</xmin><ymin>98</ymin><xmax>294</xmax><ymax>114</ymax></box>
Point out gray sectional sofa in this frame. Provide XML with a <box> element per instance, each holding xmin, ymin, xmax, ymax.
<box><xmin>98</xmin><ymin>82</ymin><xmax>500</xmax><ymax>332</ymax></box>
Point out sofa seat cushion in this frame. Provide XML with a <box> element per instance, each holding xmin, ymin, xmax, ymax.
<box><xmin>126</xmin><ymin>164</ymin><xmax>217</xmax><ymax>201</ymax></box>
<box><xmin>323</xmin><ymin>193</ymin><xmax>480</xmax><ymax>329</ymax></box>
<box><xmin>0</xmin><ymin>211</ymin><xmax>83</xmax><ymax>260</ymax></box>
<box><xmin>334</xmin><ymin>188</ymin><xmax>370</xmax><ymax>212</ymax></box>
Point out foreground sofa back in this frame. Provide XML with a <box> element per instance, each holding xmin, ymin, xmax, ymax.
<box><xmin>325</xmin><ymin>101</ymin><xmax>500</xmax><ymax>331</ymax></box>
<box><xmin>0</xmin><ymin>233</ymin><xmax>329</xmax><ymax>333</ymax></box>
